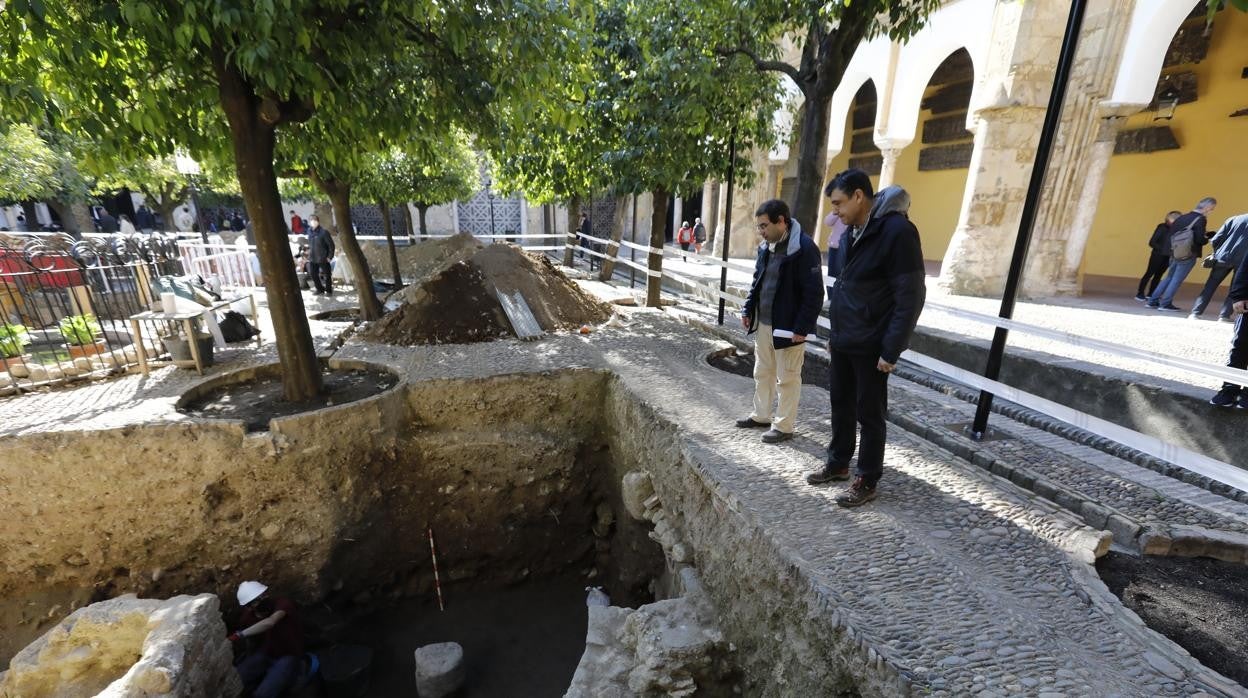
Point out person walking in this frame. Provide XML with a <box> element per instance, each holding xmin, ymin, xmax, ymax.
<box><xmin>1147</xmin><ymin>197</ymin><xmax>1216</xmax><ymax>311</ymax></box>
<box><xmin>134</xmin><ymin>205</ymin><xmax>156</xmax><ymax>234</ymax></box>
<box><xmin>97</xmin><ymin>210</ymin><xmax>119</xmax><ymax>234</ymax></box>
<box><xmin>693</xmin><ymin>217</ymin><xmax>707</xmax><ymax>254</ymax></box>
<box><xmin>736</xmin><ymin>199</ymin><xmax>824</xmax><ymax>445</ymax></box>
<box><xmin>229</xmin><ymin>580</ymin><xmax>304</xmax><ymax>698</ymax></box>
<box><xmin>1136</xmin><ymin>211</ymin><xmax>1180</xmax><ymax>301</ymax></box>
<box><xmin>306</xmin><ymin>215</ymin><xmax>336</xmax><ymax>295</ymax></box>
<box><xmin>677</xmin><ymin>220</ymin><xmax>695</xmax><ymax>260</ymax></box>
<box><xmin>1190</xmin><ymin>213</ymin><xmax>1248</xmax><ymax>321</ymax></box>
<box><xmin>118</xmin><ymin>214</ymin><xmax>137</xmax><ymax>236</ymax></box>
<box><xmin>1208</xmin><ymin>249</ymin><xmax>1248</xmax><ymax>409</ymax></box>
<box><xmin>290</xmin><ymin>210</ymin><xmax>304</xmax><ymax>236</ymax></box>
<box><xmin>806</xmin><ymin>169</ymin><xmax>926</xmax><ymax>508</ymax></box>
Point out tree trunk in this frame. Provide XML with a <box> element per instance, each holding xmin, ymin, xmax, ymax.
<box><xmin>563</xmin><ymin>196</ymin><xmax>583</xmax><ymax>266</ymax></box>
<box><xmin>646</xmin><ymin>188</ymin><xmax>669</xmax><ymax>308</ymax></box>
<box><xmin>314</xmin><ymin>200</ymin><xmax>334</xmax><ymax>228</ymax></box>
<box><xmin>215</xmin><ymin>69</ymin><xmax>322</xmax><ymax>400</ymax></box>
<box><xmin>598</xmin><ymin>197</ymin><xmax>627</xmax><ymax>282</ymax></box>
<box><xmin>417</xmin><ymin>204</ymin><xmax>430</xmax><ymax>239</ymax></box>
<box><xmin>20</xmin><ymin>201</ymin><xmax>39</xmax><ymax>230</ymax></box>
<box><xmin>401</xmin><ymin>203</ymin><xmax>415</xmax><ymax>239</ymax></box>
<box><xmin>379</xmin><ymin>200</ymin><xmax>403</xmax><ymax>289</ymax></box>
<box><xmin>319</xmin><ymin>181</ymin><xmax>383</xmax><ymax>320</ymax></box>
<box><xmin>46</xmin><ymin>199</ymin><xmax>88</xmax><ymax>236</ymax></box>
<box><xmin>155</xmin><ymin>201</ymin><xmax>179</xmax><ymax>234</ymax></box>
<box><xmin>792</xmin><ymin>88</ymin><xmax>832</xmax><ymax>237</ymax></box>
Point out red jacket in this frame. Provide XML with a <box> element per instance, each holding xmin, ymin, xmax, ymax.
<box><xmin>677</xmin><ymin>225</ymin><xmax>694</xmax><ymax>244</ymax></box>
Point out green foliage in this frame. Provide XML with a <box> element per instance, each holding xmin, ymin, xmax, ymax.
<box><xmin>0</xmin><ymin>124</ymin><xmax>59</xmax><ymax>204</ymax></box>
<box><xmin>58</xmin><ymin>314</ymin><xmax>101</xmax><ymax>346</ymax></box>
<box><xmin>356</xmin><ymin>132</ymin><xmax>479</xmax><ymax>208</ymax></box>
<box><xmin>491</xmin><ymin>0</ymin><xmax>778</xmax><ymax>203</ymax></box>
<box><xmin>0</xmin><ymin>322</ymin><xmax>30</xmax><ymax>358</ymax></box>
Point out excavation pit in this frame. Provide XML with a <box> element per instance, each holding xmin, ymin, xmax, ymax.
<box><xmin>1</xmin><ymin>370</ymin><xmax>677</xmax><ymax>695</ymax></box>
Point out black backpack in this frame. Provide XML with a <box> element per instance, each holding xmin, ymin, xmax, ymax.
<box><xmin>219</xmin><ymin>311</ymin><xmax>260</xmax><ymax>343</ymax></box>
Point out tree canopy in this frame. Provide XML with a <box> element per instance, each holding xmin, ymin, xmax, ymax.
<box><xmin>0</xmin><ymin>124</ymin><xmax>59</xmax><ymax>204</ymax></box>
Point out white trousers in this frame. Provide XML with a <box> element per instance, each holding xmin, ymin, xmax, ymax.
<box><xmin>750</xmin><ymin>323</ymin><xmax>807</xmax><ymax>433</ymax></box>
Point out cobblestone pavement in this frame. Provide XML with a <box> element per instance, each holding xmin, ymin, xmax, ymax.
<box><xmin>3</xmin><ymin>277</ymin><xmax>1246</xmax><ymax>694</ymax></box>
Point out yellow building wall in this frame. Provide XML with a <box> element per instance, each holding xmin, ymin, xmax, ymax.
<box><xmin>891</xmin><ymin>143</ymin><xmax>969</xmax><ymax>266</ymax></box>
<box><xmin>1085</xmin><ymin>9</ymin><xmax>1248</xmax><ymax>284</ymax></box>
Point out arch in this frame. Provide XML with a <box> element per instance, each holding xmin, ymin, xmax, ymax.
<box><xmin>826</xmin><ymin>39</ymin><xmax>891</xmax><ymax>154</ymax></box>
<box><xmin>1110</xmin><ymin>0</ymin><xmax>1201</xmax><ymax>105</ymax></box>
<box><xmin>878</xmin><ymin>0</ymin><xmax>993</xmax><ymax>146</ymax></box>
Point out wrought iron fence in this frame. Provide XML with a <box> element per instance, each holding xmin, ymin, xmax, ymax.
<box><xmin>0</xmin><ymin>232</ymin><xmax>184</xmax><ymax>396</ymax></box>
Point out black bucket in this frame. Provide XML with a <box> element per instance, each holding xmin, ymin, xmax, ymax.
<box><xmin>319</xmin><ymin>644</ymin><xmax>374</xmax><ymax>698</ymax></box>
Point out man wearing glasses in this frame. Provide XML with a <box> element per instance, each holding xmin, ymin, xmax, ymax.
<box><xmin>737</xmin><ymin>199</ymin><xmax>825</xmax><ymax>444</ymax></box>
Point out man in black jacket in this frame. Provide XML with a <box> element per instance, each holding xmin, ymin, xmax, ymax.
<box><xmin>306</xmin><ymin>215</ymin><xmax>336</xmax><ymax>295</ymax></box>
<box><xmin>1147</xmin><ymin>197</ymin><xmax>1217</xmax><ymax>311</ymax></box>
<box><xmin>1209</xmin><ymin>248</ymin><xmax>1248</xmax><ymax>409</ymax></box>
<box><xmin>737</xmin><ymin>199</ymin><xmax>825</xmax><ymax>444</ymax></box>
<box><xmin>807</xmin><ymin>169</ymin><xmax>926</xmax><ymax>508</ymax></box>
<box><xmin>1135</xmin><ymin>210</ymin><xmax>1179</xmax><ymax>301</ymax></box>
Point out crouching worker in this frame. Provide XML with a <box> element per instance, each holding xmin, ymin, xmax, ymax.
<box><xmin>230</xmin><ymin>580</ymin><xmax>304</xmax><ymax>698</ymax></box>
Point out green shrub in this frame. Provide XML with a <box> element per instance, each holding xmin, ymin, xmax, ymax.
<box><xmin>58</xmin><ymin>314</ymin><xmax>101</xmax><ymax>346</ymax></box>
<box><xmin>0</xmin><ymin>322</ymin><xmax>30</xmax><ymax>358</ymax></box>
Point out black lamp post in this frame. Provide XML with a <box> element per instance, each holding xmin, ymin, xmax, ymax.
<box><xmin>485</xmin><ymin>177</ymin><xmax>496</xmax><ymax>238</ymax></box>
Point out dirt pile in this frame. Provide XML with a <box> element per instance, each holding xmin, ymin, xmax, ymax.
<box><xmin>363</xmin><ymin>233</ymin><xmax>483</xmax><ymax>283</ymax></box>
<box><xmin>363</xmin><ymin>243</ymin><xmax>611</xmax><ymax>345</ymax></box>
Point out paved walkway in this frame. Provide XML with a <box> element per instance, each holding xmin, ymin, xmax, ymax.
<box><xmin>2</xmin><ymin>269</ymin><xmax>1246</xmax><ymax>695</ymax></box>
<box><xmin>646</xmin><ymin>250</ymin><xmax>1237</xmax><ymax>393</ymax></box>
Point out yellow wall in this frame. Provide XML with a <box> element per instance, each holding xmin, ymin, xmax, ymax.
<box><xmin>1085</xmin><ymin>9</ymin><xmax>1248</xmax><ymax>282</ymax></box>
<box><xmin>892</xmin><ymin>143</ymin><xmax>969</xmax><ymax>265</ymax></box>
<box><xmin>818</xmin><ymin>91</ymin><xmax>970</xmax><ymax>262</ymax></box>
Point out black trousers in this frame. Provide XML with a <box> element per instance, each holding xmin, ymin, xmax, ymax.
<box><xmin>309</xmin><ymin>261</ymin><xmax>333</xmax><ymax>293</ymax></box>
<box><xmin>1191</xmin><ymin>265</ymin><xmax>1237</xmax><ymax>318</ymax></box>
<box><xmin>1223</xmin><ymin>314</ymin><xmax>1247</xmax><ymax>393</ymax></box>
<box><xmin>1137</xmin><ymin>251</ymin><xmax>1169</xmax><ymax>297</ymax></box>
<box><xmin>826</xmin><ymin>350</ymin><xmax>889</xmax><ymax>485</ymax></box>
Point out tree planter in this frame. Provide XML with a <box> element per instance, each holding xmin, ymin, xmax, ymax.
<box><xmin>66</xmin><ymin>341</ymin><xmax>107</xmax><ymax>360</ymax></box>
<box><xmin>162</xmin><ymin>334</ymin><xmax>215</xmax><ymax>369</ymax></box>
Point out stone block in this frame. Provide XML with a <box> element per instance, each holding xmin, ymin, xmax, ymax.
<box><xmin>1114</xmin><ymin>126</ymin><xmax>1179</xmax><ymax>155</ymax></box>
<box><xmin>621</xmin><ymin>471</ymin><xmax>654</xmax><ymax>521</ymax></box>
<box><xmin>848</xmin><ymin>154</ymin><xmax>882</xmax><ymax>176</ymax></box>
<box><xmin>1078</xmin><ymin>501</ymin><xmax>1111</xmax><ymax>530</ymax></box>
<box><xmin>1105</xmin><ymin>514</ymin><xmax>1142</xmax><ymax>547</ymax></box>
<box><xmin>0</xmin><ymin>593</ymin><xmax>239</xmax><ymax>698</ymax></box>
<box><xmin>414</xmin><ymin>642</ymin><xmax>465</xmax><ymax>698</ymax></box>
<box><xmin>1189</xmin><ymin>528</ymin><xmax>1248</xmax><ymax>563</ymax></box>
<box><xmin>1138</xmin><ymin>530</ymin><xmax>1172</xmax><ymax>556</ymax></box>
<box><xmin>1167</xmin><ymin>527</ymin><xmax>1208</xmax><ymax>557</ymax></box>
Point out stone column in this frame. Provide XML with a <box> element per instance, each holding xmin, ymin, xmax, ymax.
<box><xmin>939</xmin><ymin>0</ymin><xmax>1080</xmax><ymax>297</ymax></box>
<box><xmin>875</xmin><ymin>140</ymin><xmax>911</xmax><ymax>189</ymax></box>
<box><xmin>702</xmin><ymin>180</ymin><xmax>720</xmax><ymax>247</ymax></box>
<box><xmin>1021</xmin><ymin>0</ymin><xmax>1138</xmax><ymax>296</ymax></box>
<box><xmin>714</xmin><ymin>147</ymin><xmax>774</xmax><ymax>259</ymax></box>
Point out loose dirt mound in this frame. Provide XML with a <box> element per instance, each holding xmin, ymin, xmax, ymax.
<box><xmin>363</xmin><ymin>233</ymin><xmax>483</xmax><ymax>283</ymax></box>
<box><xmin>364</xmin><ymin>243</ymin><xmax>611</xmax><ymax>345</ymax></box>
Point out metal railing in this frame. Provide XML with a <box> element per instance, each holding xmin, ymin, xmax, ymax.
<box><xmin>0</xmin><ymin>232</ymin><xmax>184</xmax><ymax>396</ymax></box>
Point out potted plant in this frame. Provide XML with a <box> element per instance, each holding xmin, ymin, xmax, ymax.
<box><xmin>59</xmin><ymin>313</ymin><xmax>106</xmax><ymax>359</ymax></box>
<box><xmin>1</xmin><ymin>322</ymin><xmax>31</xmax><ymax>371</ymax></box>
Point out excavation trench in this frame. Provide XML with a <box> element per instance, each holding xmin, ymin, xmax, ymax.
<box><xmin>0</xmin><ymin>369</ymin><xmax>690</xmax><ymax>695</ymax></box>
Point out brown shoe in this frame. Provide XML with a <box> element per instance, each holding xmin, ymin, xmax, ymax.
<box><xmin>836</xmin><ymin>477</ymin><xmax>877</xmax><ymax>507</ymax></box>
<box><xmin>806</xmin><ymin>464</ymin><xmax>851</xmax><ymax>485</ymax></box>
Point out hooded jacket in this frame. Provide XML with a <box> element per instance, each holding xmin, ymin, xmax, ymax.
<box><xmin>1209</xmin><ymin>214</ymin><xmax>1248</xmax><ymax>270</ymax></box>
<box><xmin>825</xmin><ymin>186</ymin><xmax>926</xmax><ymax>363</ymax></box>
<box><xmin>743</xmin><ymin>219</ymin><xmax>825</xmax><ymax>349</ymax></box>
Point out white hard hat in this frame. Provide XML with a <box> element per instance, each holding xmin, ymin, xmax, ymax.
<box><xmin>237</xmin><ymin>580</ymin><xmax>268</xmax><ymax>606</ymax></box>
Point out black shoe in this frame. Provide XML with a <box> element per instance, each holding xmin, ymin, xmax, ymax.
<box><xmin>807</xmin><ymin>464</ymin><xmax>851</xmax><ymax>485</ymax></box>
<box><xmin>735</xmin><ymin>417</ymin><xmax>770</xmax><ymax>429</ymax></box>
<box><xmin>1134</xmin><ymin>294</ymin><xmax>1147</xmax><ymax>301</ymax></box>
<box><xmin>1218</xmin><ymin>316</ymin><xmax>1233</xmax><ymax>323</ymax></box>
<box><xmin>1210</xmin><ymin>387</ymin><xmax>1240</xmax><ymax>408</ymax></box>
<box><xmin>836</xmin><ymin>477</ymin><xmax>877</xmax><ymax>508</ymax></box>
<box><xmin>1238</xmin><ymin>394</ymin><xmax>1248</xmax><ymax>410</ymax></box>
<box><xmin>1158</xmin><ymin>304</ymin><xmax>1181</xmax><ymax>312</ymax></box>
<box><xmin>1146</xmin><ymin>301</ymin><xmax>1159</xmax><ymax>308</ymax></box>
<box><xmin>762</xmin><ymin>428</ymin><xmax>793</xmax><ymax>444</ymax></box>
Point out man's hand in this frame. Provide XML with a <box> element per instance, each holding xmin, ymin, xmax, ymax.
<box><xmin>227</xmin><ymin>632</ymin><xmax>242</xmax><ymax>643</ymax></box>
<box><xmin>877</xmin><ymin>358</ymin><xmax>895</xmax><ymax>373</ymax></box>
<box><xmin>741</xmin><ymin>315</ymin><xmax>750</xmax><ymax>330</ymax></box>
<box><xmin>1233</xmin><ymin>300</ymin><xmax>1248</xmax><ymax>315</ymax></box>
<box><xmin>793</xmin><ymin>335</ymin><xmax>806</xmax><ymax>343</ymax></box>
